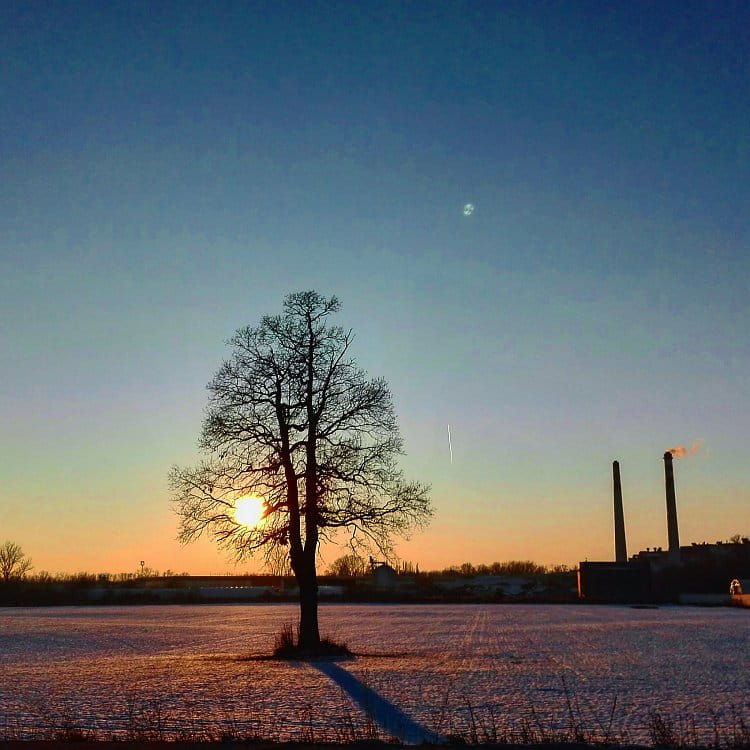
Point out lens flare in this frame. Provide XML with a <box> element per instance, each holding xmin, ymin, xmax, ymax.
<box><xmin>234</xmin><ymin>497</ymin><xmax>265</xmax><ymax>527</ymax></box>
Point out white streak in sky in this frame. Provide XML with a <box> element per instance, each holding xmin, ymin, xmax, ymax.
<box><xmin>447</xmin><ymin>424</ymin><xmax>453</xmax><ymax>464</ymax></box>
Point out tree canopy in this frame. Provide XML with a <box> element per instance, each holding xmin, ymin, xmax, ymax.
<box><xmin>0</xmin><ymin>541</ymin><xmax>33</xmax><ymax>582</ymax></box>
<box><xmin>326</xmin><ymin>553</ymin><xmax>369</xmax><ymax>578</ymax></box>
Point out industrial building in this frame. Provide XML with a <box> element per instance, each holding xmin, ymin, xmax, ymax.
<box><xmin>578</xmin><ymin>452</ymin><xmax>750</xmax><ymax>603</ymax></box>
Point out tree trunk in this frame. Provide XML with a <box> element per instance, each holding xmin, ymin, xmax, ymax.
<box><xmin>296</xmin><ymin>559</ymin><xmax>320</xmax><ymax>649</ymax></box>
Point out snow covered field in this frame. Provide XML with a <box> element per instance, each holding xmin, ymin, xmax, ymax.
<box><xmin>1</xmin><ymin>604</ymin><xmax>748</xmax><ymax>742</ymax></box>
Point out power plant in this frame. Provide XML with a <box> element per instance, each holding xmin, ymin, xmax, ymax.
<box><xmin>578</xmin><ymin>452</ymin><xmax>750</xmax><ymax>603</ymax></box>
<box><xmin>663</xmin><ymin>451</ymin><xmax>680</xmax><ymax>564</ymax></box>
<box><xmin>612</xmin><ymin>460</ymin><xmax>627</xmax><ymax>563</ymax></box>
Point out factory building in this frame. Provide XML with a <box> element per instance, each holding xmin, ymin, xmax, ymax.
<box><xmin>578</xmin><ymin>453</ymin><xmax>750</xmax><ymax>603</ymax></box>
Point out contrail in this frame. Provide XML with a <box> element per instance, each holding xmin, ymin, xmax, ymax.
<box><xmin>447</xmin><ymin>424</ymin><xmax>453</xmax><ymax>464</ymax></box>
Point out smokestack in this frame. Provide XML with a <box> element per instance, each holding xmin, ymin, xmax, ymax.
<box><xmin>613</xmin><ymin>461</ymin><xmax>627</xmax><ymax>563</ymax></box>
<box><xmin>663</xmin><ymin>451</ymin><xmax>680</xmax><ymax>563</ymax></box>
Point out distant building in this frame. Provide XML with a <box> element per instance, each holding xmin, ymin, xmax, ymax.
<box><xmin>578</xmin><ymin>454</ymin><xmax>750</xmax><ymax>603</ymax></box>
<box><xmin>371</xmin><ymin>563</ymin><xmax>398</xmax><ymax>589</ymax></box>
<box><xmin>580</xmin><ymin>540</ymin><xmax>750</xmax><ymax>603</ymax></box>
<box><xmin>577</xmin><ymin>561</ymin><xmax>651</xmax><ymax>603</ymax></box>
<box><xmin>432</xmin><ymin>575</ymin><xmax>534</xmax><ymax>598</ymax></box>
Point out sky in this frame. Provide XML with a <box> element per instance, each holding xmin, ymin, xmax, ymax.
<box><xmin>1</xmin><ymin>0</ymin><xmax>749</xmax><ymax>575</ymax></box>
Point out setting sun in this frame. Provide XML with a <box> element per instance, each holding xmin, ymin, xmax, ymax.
<box><xmin>234</xmin><ymin>497</ymin><xmax>265</xmax><ymax>527</ymax></box>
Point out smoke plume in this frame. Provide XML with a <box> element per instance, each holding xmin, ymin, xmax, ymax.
<box><xmin>668</xmin><ymin>440</ymin><xmax>702</xmax><ymax>459</ymax></box>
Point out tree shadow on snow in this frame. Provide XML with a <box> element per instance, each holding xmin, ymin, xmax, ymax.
<box><xmin>311</xmin><ymin>659</ymin><xmax>444</xmax><ymax>744</ymax></box>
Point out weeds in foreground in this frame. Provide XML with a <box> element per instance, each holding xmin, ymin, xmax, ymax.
<box><xmin>647</xmin><ymin>708</ymin><xmax>750</xmax><ymax>749</ymax></box>
<box><xmin>3</xmin><ymin>702</ymin><xmax>750</xmax><ymax>746</ymax></box>
<box><xmin>649</xmin><ymin>710</ymin><xmax>682</xmax><ymax>747</ymax></box>
<box><xmin>426</xmin><ymin>674</ymin><xmax>626</xmax><ymax>747</ymax></box>
<box><xmin>124</xmin><ymin>694</ymin><xmax>169</xmax><ymax>741</ymax></box>
<box><xmin>3</xmin><ymin>681</ymin><xmax>750</xmax><ymax>746</ymax></box>
<box><xmin>721</xmin><ymin>708</ymin><xmax>750</xmax><ymax>749</ymax></box>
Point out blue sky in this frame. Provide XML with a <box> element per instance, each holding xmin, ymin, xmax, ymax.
<box><xmin>1</xmin><ymin>0</ymin><xmax>748</xmax><ymax>573</ymax></box>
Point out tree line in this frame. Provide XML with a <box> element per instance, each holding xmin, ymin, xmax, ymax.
<box><xmin>325</xmin><ymin>553</ymin><xmax>574</xmax><ymax>578</ymax></box>
<box><xmin>1</xmin><ymin>540</ymin><xmax>572</xmax><ymax>586</ymax></box>
<box><xmin>0</xmin><ymin>543</ymin><xmax>192</xmax><ymax>585</ymax></box>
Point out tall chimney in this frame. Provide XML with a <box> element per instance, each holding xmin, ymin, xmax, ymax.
<box><xmin>613</xmin><ymin>460</ymin><xmax>627</xmax><ymax>563</ymax></box>
<box><xmin>663</xmin><ymin>451</ymin><xmax>680</xmax><ymax>563</ymax></box>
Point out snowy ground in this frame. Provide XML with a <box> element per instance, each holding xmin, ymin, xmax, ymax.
<box><xmin>1</xmin><ymin>604</ymin><xmax>748</xmax><ymax>742</ymax></box>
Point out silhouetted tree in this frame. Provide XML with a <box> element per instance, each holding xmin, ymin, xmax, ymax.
<box><xmin>489</xmin><ymin>560</ymin><xmax>547</xmax><ymax>576</ymax></box>
<box><xmin>399</xmin><ymin>559</ymin><xmax>419</xmax><ymax>574</ymax></box>
<box><xmin>170</xmin><ymin>291</ymin><xmax>431</xmax><ymax>651</ymax></box>
<box><xmin>266</xmin><ymin>544</ymin><xmax>292</xmax><ymax>578</ymax></box>
<box><xmin>430</xmin><ymin>560</ymin><xmax>551</xmax><ymax>577</ymax></box>
<box><xmin>327</xmin><ymin>553</ymin><xmax>368</xmax><ymax>577</ymax></box>
<box><xmin>0</xmin><ymin>541</ymin><xmax>33</xmax><ymax>582</ymax></box>
<box><xmin>459</xmin><ymin>562</ymin><xmax>476</xmax><ymax>577</ymax></box>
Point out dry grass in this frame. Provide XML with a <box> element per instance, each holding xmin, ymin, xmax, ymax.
<box><xmin>272</xmin><ymin>622</ymin><xmax>353</xmax><ymax>660</ymax></box>
<box><xmin>3</xmin><ymin>678</ymin><xmax>750</xmax><ymax>747</ymax></box>
<box><xmin>3</xmin><ymin>704</ymin><xmax>750</xmax><ymax>746</ymax></box>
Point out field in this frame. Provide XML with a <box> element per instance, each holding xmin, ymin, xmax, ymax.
<box><xmin>1</xmin><ymin>604</ymin><xmax>749</xmax><ymax>743</ymax></box>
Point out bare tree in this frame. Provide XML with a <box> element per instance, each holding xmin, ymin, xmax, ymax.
<box><xmin>327</xmin><ymin>553</ymin><xmax>368</xmax><ymax>578</ymax></box>
<box><xmin>266</xmin><ymin>544</ymin><xmax>292</xmax><ymax>578</ymax></box>
<box><xmin>0</xmin><ymin>541</ymin><xmax>33</xmax><ymax>582</ymax></box>
<box><xmin>170</xmin><ymin>291</ymin><xmax>431</xmax><ymax>651</ymax></box>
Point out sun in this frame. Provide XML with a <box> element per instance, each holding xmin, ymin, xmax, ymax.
<box><xmin>234</xmin><ymin>497</ymin><xmax>266</xmax><ymax>527</ymax></box>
